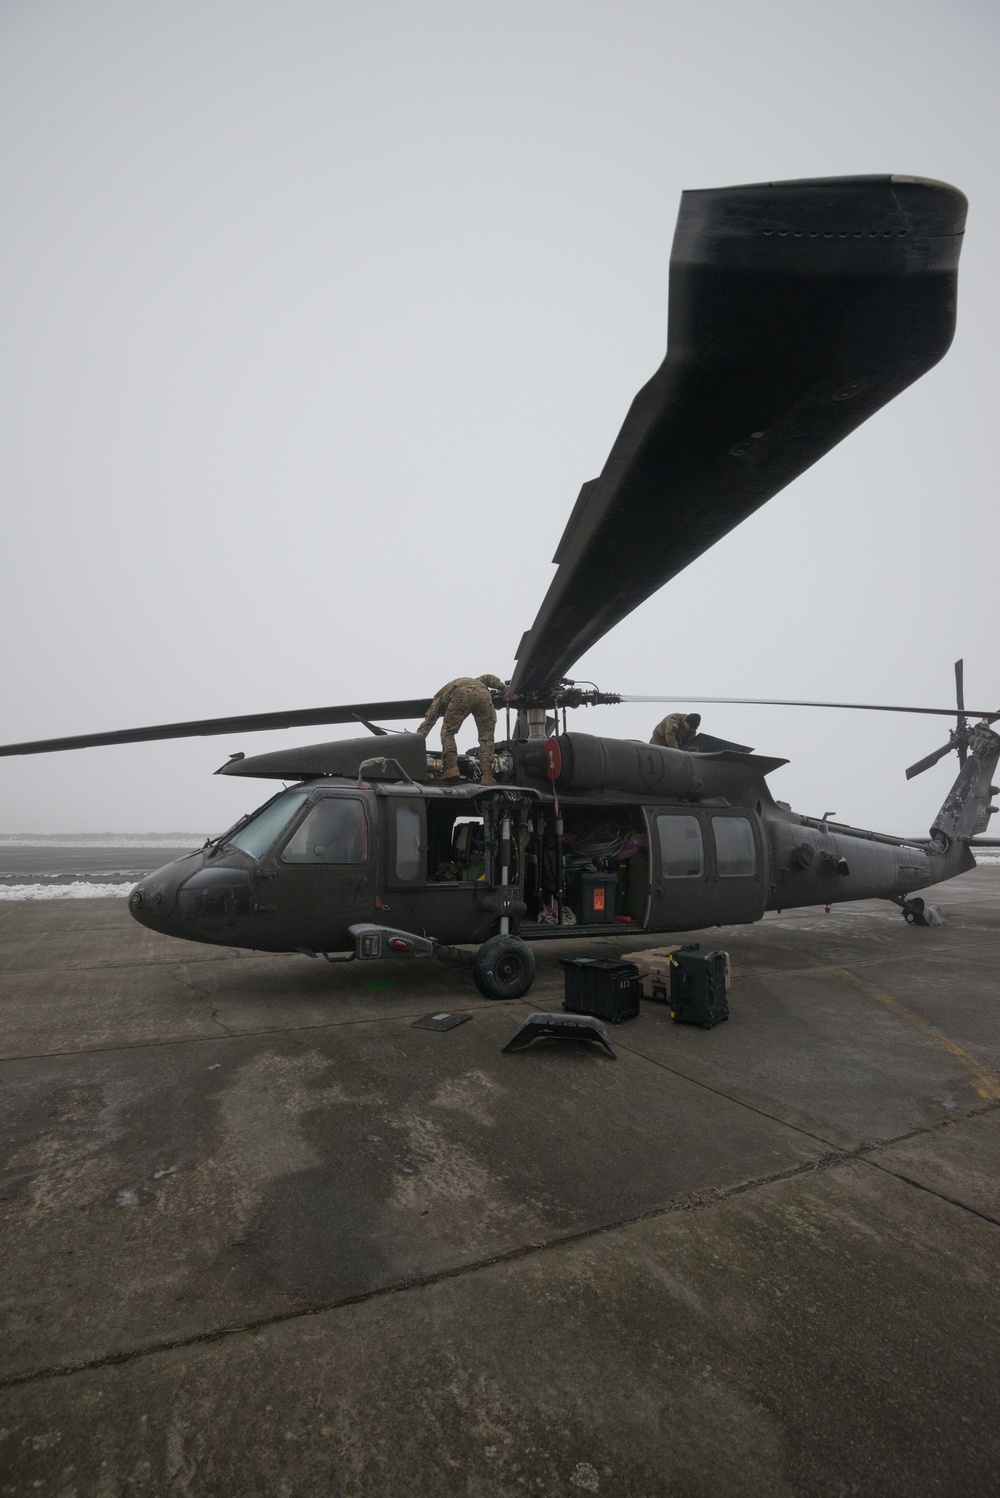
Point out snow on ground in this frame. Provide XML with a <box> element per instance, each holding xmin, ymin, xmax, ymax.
<box><xmin>0</xmin><ymin>882</ymin><xmax>135</xmax><ymax>900</ymax></box>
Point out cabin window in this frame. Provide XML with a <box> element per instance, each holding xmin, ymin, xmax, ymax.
<box><xmin>228</xmin><ymin>790</ymin><xmax>309</xmax><ymax>860</ymax></box>
<box><xmin>713</xmin><ymin>816</ymin><xmax>757</xmax><ymax>877</ymax></box>
<box><xmin>281</xmin><ymin>798</ymin><xmax>369</xmax><ymax>864</ymax></box>
<box><xmin>394</xmin><ymin>802</ymin><xmax>423</xmax><ymax>881</ymax></box>
<box><xmin>657</xmin><ymin>815</ymin><xmax>704</xmax><ymax>878</ymax></box>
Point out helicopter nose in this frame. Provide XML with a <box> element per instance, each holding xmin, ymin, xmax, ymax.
<box><xmin>128</xmin><ymin>851</ymin><xmax>203</xmax><ymax>930</ymax></box>
<box><xmin>129</xmin><ymin>852</ymin><xmax>252</xmax><ymax>943</ymax></box>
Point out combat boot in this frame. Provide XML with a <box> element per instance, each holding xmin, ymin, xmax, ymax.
<box><xmin>479</xmin><ymin>761</ymin><xmax>497</xmax><ymax>787</ymax></box>
<box><xmin>439</xmin><ymin>743</ymin><xmax>461</xmax><ymax>780</ymax></box>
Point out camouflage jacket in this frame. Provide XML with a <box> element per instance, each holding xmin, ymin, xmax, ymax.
<box><xmin>421</xmin><ymin>675</ymin><xmax>505</xmax><ymax>729</ymax></box>
<box><xmin>650</xmin><ymin>712</ymin><xmax>695</xmax><ymax>749</ymax></box>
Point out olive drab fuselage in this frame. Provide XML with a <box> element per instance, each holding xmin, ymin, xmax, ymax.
<box><xmin>128</xmin><ymin>727</ymin><xmax>996</xmax><ymax>957</ymax></box>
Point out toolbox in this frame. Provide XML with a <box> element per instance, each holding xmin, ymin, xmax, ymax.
<box><xmin>560</xmin><ymin>957</ymin><xmax>641</xmax><ymax>1023</ymax></box>
<box><xmin>669</xmin><ymin>945</ymin><xmax>729</xmax><ymax>1028</ymax></box>
<box><xmin>576</xmin><ymin>871</ymin><xmax>618</xmax><ymax>924</ymax></box>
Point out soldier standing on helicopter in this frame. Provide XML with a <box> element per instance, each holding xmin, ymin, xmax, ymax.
<box><xmin>650</xmin><ymin>711</ymin><xmax>701</xmax><ymax>749</ymax></box>
<box><xmin>418</xmin><ymin>675</ymin><xmax>507</xmax><ymax>785</ymax></box>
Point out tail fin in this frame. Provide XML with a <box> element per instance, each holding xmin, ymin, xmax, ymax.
<box><xmin>930</xmin><ymin>723</ymin><xmax>1000</xmax><ymax>848</ymax></box>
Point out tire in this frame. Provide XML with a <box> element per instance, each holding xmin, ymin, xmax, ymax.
<box><xmin>472</xmin><ymin>935</ymin><xmax>536</xmax><ymax>1000</ymax></box>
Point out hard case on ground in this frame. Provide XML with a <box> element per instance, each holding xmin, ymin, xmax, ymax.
<box><xmin>632</xmin><ymin>945</ymin><xmax>683</xmax><ymax>1002</ymax></box>
<box><xmin>669</xmin><ymin>946</ymin><xmax>729</xmax><ymax>1028</ymax></box>
<box><xmin>560</xmin><ymin>957</ymin><xmax>641</xmax><ymax>1023</ymax></box>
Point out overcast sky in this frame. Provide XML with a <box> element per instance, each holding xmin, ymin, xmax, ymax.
<box><xmin>1</xmin><ymin>0</ymin><xmax>997</xmax><ymax>834</ymax></box>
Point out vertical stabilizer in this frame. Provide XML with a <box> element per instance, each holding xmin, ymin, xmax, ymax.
<box><xmin>930</xmin><ymin>724</ymin><xmax>1000</xmax><ymax>848</ymax></box>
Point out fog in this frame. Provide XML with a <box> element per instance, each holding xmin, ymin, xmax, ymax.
<box><xmin>1</xmin><ymin>0</ymin><xmax>997</xmax><ymax>835</ymax></box>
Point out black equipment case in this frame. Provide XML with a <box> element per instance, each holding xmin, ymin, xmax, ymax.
<box><xmin>560</xmin><ymin>957</ymin><xmax>641</xmax><ymax>1023</ymax></box>
<box><xmin>578</xmin><ymin>871</ymin><xmax>617</xmax><ymax>923</ymax></box>
<box><xmin>669</xmin><ymin>946</ymin><xmax>729</xmax><ymax>1029</ymax></box>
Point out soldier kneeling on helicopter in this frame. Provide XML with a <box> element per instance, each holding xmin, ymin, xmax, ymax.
<box><xmin>650</xmin><ymin>711</ymin><xmax>701</xmax><ymax>749</ymax></box>
<box><xmin>418</xmin><ymin>674</ymin><xmax>507</xmax><ymax>785</ymax></box>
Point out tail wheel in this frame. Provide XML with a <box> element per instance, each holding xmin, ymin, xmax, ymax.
<box><xmin>472</xmin><ymin>935</ymin><xmax>536</xmax><ymax>1000</ymax></box>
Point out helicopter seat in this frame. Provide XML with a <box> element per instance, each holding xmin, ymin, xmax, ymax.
<box><xmin>453</xmin><ymin>819</ymin><xmax>487</xmax><ymax>883</ymax></box>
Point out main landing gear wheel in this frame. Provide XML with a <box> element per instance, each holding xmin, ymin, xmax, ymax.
<box><xmin>472</xmin><ymin>935</ymin><xmax>536</xmax><ymax>1000</ymax></box>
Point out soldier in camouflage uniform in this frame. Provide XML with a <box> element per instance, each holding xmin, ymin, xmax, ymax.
<box><xmin>650</xmin><ymin>711</ymin><xmax>701</xmax><ymax>749</ymax></box>
<box><xmin>418</xmin><ymin>674</ymin><xmax>506</xmax><ymax>785</ymax></box>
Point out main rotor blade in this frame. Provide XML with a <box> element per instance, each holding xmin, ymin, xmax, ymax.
<box><xmin>620</xmin><ymin>695</ymin><xmax>998</xmax><ymax>718</ymax></box>
<box><xmin>0</xmin><ymin>699</ymin><xmax>433</xmax><ymax>758</ymax></box>
<box><xmin>511</xmin><ymin>175</ymin><xmax>966</xmax><ymax>695</ymax></box>
<box><xmin>905</xmin><ymin>743</ymin><xmax>955</xmax><ymax>780</ymax></box>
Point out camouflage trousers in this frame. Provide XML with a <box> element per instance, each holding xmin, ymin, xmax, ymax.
<box><xmin>440</xmin><ymin>684</ymin><xmax>496</xmax><ymax>773</ymax></box>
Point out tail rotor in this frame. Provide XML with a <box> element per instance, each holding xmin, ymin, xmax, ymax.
<box><xmin>905</xmin><ymin>658</ymin><xmax>994</xmax><ymax>781</ymax></box>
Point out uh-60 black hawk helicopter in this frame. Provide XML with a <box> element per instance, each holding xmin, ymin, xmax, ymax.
<box><xmin>4</xmin><ymin>174</ymin><xmax>998</xmax><ymax>1001</ymax></box>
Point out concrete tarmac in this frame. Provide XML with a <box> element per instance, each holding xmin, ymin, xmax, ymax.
<box><xmin>1</xmin><ymin>869</ymin><xmax>999</xmax><ymax>1495</ymax></box>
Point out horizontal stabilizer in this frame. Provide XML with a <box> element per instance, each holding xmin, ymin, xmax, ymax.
<box><xmin>692</xmin><ymin>750</ymin><xmax>789</xmax><ymax>777</ymax></box>
<box><xmin>688</xmin><ymin>732</ymin><xmax>754</xmax><ymax>754</ymax></box>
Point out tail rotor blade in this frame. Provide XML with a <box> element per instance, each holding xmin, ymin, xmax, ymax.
<box><xmin>955</xmin><ymin>658</ymin><xmax>968</xmax><ymax>765</ymax></box>
<box><xmin>905</xmin><ymin>742</ymin><xmax>954</xmax><ymax>780</ymax></box>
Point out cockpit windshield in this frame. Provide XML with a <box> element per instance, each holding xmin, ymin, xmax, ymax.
<box><xmin>228</xmin><ymin>789</ymin><xmax>309</xmax><ymax>861</ymax></box>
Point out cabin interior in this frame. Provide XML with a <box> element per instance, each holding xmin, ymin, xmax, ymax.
<box><xmin>424</xmin><ymin>796</ymin><xmax>649</xmax><ymax>929</ymax></box>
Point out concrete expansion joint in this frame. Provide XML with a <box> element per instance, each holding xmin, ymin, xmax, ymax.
<box><xmin>5</xmin><ymin>1107</ymin><xmax>997</xmax><ymax>1395</ymax></box>
<box><xmin>855</xmin><ymin>1104</ymin><xmax>1000</xmax><ymax>1229</ymax></box>
<box><xmin>861</xmin><ymin>1157</ymin><xmax>1000</xmax><ymax>1229</ymax></box>
<box><xmin>0</xmin><ymin>1157</ymin><xmax>809</xmax><ymax>1393</ymax></box>
<box><xmin>3</xmin><ymin>1004</ymin><xmax>499</xmax><ymax>1065</ymax></box>
<box><xmin>0</xmin><ymin>953</ymin><xmax>249</xmax><ymax>977</ymax></box>
<box><xmin>610</xmin><ymin>1038</ymin><xmax>839</xmax><ymax>1150</ymax></box>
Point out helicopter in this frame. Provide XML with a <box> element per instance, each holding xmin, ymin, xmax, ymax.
<box><xmin>3</xmin><ymin>173</ymin><xmax>997</xmax><ymax>1002</ymax></box>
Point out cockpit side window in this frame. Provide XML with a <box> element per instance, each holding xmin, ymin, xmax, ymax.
<box><xmin>394</xmin><ymin>802</ymin><xmax>423</xmax><ymax>881</ymax></box>
<box><xmin>228</xmin><ymin>790</ymin><xmax>309</xmax><ymax>861</ymax></box>
<box><xmin>281</xmin><ymin>798</ymin><xmax>369</xmax><ymax>865</ymax></box>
